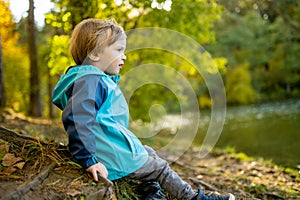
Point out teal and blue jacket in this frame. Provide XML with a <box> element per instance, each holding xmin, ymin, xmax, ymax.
<box><xmin>52</xmin><ymin>65</ymin><xmax>148</xmax><ymax>180</ymax></box>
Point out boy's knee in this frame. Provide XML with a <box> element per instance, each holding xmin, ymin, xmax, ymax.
<box><xmin>144</xmin><ymin>145</ymin><xmax>156</xmax><ymax>155</ymax></box>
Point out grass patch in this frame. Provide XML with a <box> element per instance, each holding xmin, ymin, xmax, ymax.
<box><xmin>114</xmin><ymin>178</ymin><xmax>141</xmax><ymax>200</ymax></box>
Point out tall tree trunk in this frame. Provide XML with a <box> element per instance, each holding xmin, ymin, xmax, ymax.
<box><xmin>28</xmin><ymin>0</ymin><xmax>42</xmax><ymax>117</ymax></box>
<box><xmin>0</xmin><ymin>35</ymin><xmax>5</xmax><ymax>108</ymax></box>
<box><xmin>48</xmin><ymin>69</ymin><xmax>56</xmax><ymax>118</ymax></box>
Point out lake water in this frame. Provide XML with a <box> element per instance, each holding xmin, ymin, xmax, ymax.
<box><xmin>195</xmin><ymin>99</ymin><xmax>300</xmax><ymax>169</ymax></box>
<box><xmin>134</xmin><ymin>99</ymin><xmax>300</xmax><ymax>169</ymax></box>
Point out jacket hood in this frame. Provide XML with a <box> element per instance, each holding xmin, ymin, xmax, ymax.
<box><xmin>52</xmin><ymin>65</ymin><xmax>120</xmax><ymax>110</ymax></box>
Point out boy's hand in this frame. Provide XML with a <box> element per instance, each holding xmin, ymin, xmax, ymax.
<box><xmin>86</xmin><ymin>162</ymin><xmax>108</xmax><ymax>181</ymax></box>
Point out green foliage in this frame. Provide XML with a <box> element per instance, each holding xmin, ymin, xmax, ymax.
<box><xmin>209</xmin><ymin>10</ymin><xmax>272</xmax><ymax>66</ymax></box>
<box><xmin>48</xmin><ymin>35</ymin><xmax>74</xmax><ymax>76</ymax></box>
<box><xmin>224</xmin><ymin>146</ymin><xmax>236</xmax><ymax>154</ymax></box>
<box><xmin>1</xmin><ymin>0</ymin><xmax>30</xmax><ymax>111</ymax></box>
<box><xmin>226</xmin><ymin>63</ymin><xmax>255</xmax><ymax>105</ymax></box>
<box><xmin>209</xmin><ymin>1</ymin><xmax>300</xmax><ymax>103</ymax></box>
<box><xmin>3</xmin><ymin>44</ymin><xmax>30</xmax><ymax>111</ymax></box>
<box><xmin>235</xmin><ymin>152</ymin><xmax>252</xmax><ymax>162</ymax></box>
<box><xmin>4</xmin><ymin>0</ymin><xmax>300</xmax><ymax>118</ymax></box>
<box><xmin>0</xmin><ymin>151</ymin><xmax>5</xmax><ymax>163</ymax></box>
<box><xmin>66</xmin><ymin>161</ymin><xmax>83</xmax><ymax>169</ymax></box>
<box><xmin>114</xmin><ymin>178</ymin><xmax>141</xmax><ymax>200</ymax></box>
<box><xmin>267</xmin><ymin>16</ymin><xmax>300</xmax><ymax>96</ymax></box>
<box><xmin>247</xmin><ymin>184</ymin><xmax>267</xmax><ymax>194</ymax></box>
<box><xmin>140</xmin><ymin>0</ymin><xmax>223</xmax><ymax>44</ymax></box>
<box><xmin>0</xmin><ymin>0</ymin><xmax>16</xmax><ymax>40</ymax></box>
<box><xmin>222</xmin><ymin>146</ymin><xmax>253</xmax><ymax>162</ymax></box>
<box><xmin>284</xmin><ymin>168</ymin><xmax>300</xmax><ymax>182</ymax></box>
<box><xmin>46</xmin><ymin>0</ymin><xmax>100</xmax><ymax>34</ymax></box>
<box><xmin>121</xmin><ymin>50</ymin><xmax>188</xmax><ymax>121</ymax></box>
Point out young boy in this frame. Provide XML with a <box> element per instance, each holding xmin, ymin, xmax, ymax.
<box><xmin>52</xmin><ymin>18</ymin><xmax>235</xmax><ymax>200</ymax></box>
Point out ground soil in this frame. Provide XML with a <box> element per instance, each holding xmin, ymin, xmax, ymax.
<box><xmin>0</xmin><ymin>110</ymin><xmax>299</xmax><ymax>199</ymax></box>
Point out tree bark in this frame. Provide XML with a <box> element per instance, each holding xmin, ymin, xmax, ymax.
<box><xmin>0</xmin><ymin>35</ymin><xmax>6</xmax><ymax>108</ymax></box>
<box><xmin>48</xmin><ymin>68</ymin><xmax>56</xmax><ymax>118</ymax></box>
<box><xmin>28</xmin><ymin>0</ymin><xmax>42</xmax><ymax>117</ymax></box>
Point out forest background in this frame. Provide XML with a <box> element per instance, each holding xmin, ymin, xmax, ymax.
<box><xmin>0</xmin><ymin>0</ymin><xmax>299</xmax><ymax>121</ymax></box>
<box><xmin>0</xmin><ymin>2</ymin><xmax>300</xmax><ymax>199</ymax></box>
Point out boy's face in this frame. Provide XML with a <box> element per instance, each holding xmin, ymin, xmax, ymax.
<box><xmin>96</xmin><ymin>35</ymin><xmax>127</xmax><ymax>75</ymax></box>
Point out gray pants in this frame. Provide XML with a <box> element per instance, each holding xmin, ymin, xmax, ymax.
<box><xmin>127</xmin><ymin>146</ymin><xmax>196</xmax><ymax>199</ymax></box>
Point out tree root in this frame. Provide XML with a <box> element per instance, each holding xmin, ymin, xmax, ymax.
<box><xmin>1</xmin><ymin>162</ymin><xmax>57</xmax><ymax>200</ymax></box>
<box><xmin>189</xmin><ymin>177</ymin><xmax>218</xmax><ymax>192</ymax></box>
<box><xmin>0</xmin><ymin>125</ymin><xmax>42</xmax><ymax>146</ymax></box>
<box><xmin>0</xmin><ymin>126</ymin><xmax>114</xmax><ymax>200</ymax></box>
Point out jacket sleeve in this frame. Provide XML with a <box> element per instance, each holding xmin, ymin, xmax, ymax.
<box><xmin>62</xmin><ymin>75</ymin><xmax>108</xmax><ymax>169</ymax></box>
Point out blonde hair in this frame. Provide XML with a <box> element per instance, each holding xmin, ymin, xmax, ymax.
<box><xmin>69</xmin><ymin>18</ymin><xmax>125</xmax><ymax>65</ymax></box>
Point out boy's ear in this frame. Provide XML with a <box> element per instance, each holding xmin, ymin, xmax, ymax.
<box><xmin>88</xmin><ymin>52</ymin><xmax>101</xmax><ymax>62</ymax></box>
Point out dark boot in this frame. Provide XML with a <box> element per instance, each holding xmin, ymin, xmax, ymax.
<box><xmin>192</xmin><ymin>190</ymin><xmax>235</xmax><ymax>200</ymax></box>
<box><xmin>137</xmin><ymin>181</ymin><xmax>167</xmax><ymax>200</ymax></box>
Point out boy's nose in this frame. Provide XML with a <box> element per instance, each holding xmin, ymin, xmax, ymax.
<box><xmin>122</xmin><ymin>54</ymin><xmax>127</xmax><ymax>61</ymax></box>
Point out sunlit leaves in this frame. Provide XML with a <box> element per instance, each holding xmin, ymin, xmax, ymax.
<box><xmin>45</xmin><ymin>12</ymin><xmax>72</xmax><ymax>33</ymax></box>
<box><xmin>0</xmin><ymin>0</ymin><xmax>29</xmax><ymax>111</ymax></box>
<box><xmin>226</xmin><ymin>63</ymin><xmax>255</xmax><ymax>105</ymax></box>
<box><xmin>62</xmin><ymin>12</ymin><xmax>71</xmax><ymax>22</ymax></box>
<box><xmin>0</xmin><ymin>0</ymin><xmax>16</xmax><ymax>43</ymax></box>
<box><xmin>3</xmin><ymin>43</ymin><xmax>29</xmax><ymax>111</ymax></box>
<box><xmin>140</xmin><ymin>0</ymin><xmax>223</xmax><ymax>44</ymax></box>
<box><xmin>47</xmin><ymin>35</ymin><xmax>74</xmax><ymax>76</ymax></box>
<box><xmin>213</xmin><ymin>57</ymin><xmax>227</xmax><ymax>74</ymax></box>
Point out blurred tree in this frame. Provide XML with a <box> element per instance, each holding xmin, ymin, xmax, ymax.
<box><xmin>207</xmin><ymin>10</ymin><xmax>267</xmax><ymax>103</ymax></box>
<box><xmin>226</xmin><ymin>63</ymin><xmax>255</xmax><ymax>104</ymax></box>
<box><xmin>140</xmin><ymin>0</ymin><xmax>222</xmax><ymax>44</ymax></box>
<box><xmin>0</xmin><ymin>34</ymin><xmax>3</xmax><ymax>107</ymax></box>
<box><xmin>211</xmin><ymin>0</ymin><xmax>300</xmax><ymax>102</ymax></box>
<box><xmin>0</xmin><ymin>0</ymin><xmax>19</xmax><ymax>108</ymax></box>
<box><xmin>0</xmin><ymin>0</ymin><xmax>14</xmax><ymax>108</ymax></box>
<box><xmin>0</xmin><ymin>0</ymin><xmax>30</xmax><ymax>112</ymax></box>
<box><xmin>28</xmin><ymin>0</ymin><xmax>42</xmax><ymax>116</ymax></box>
